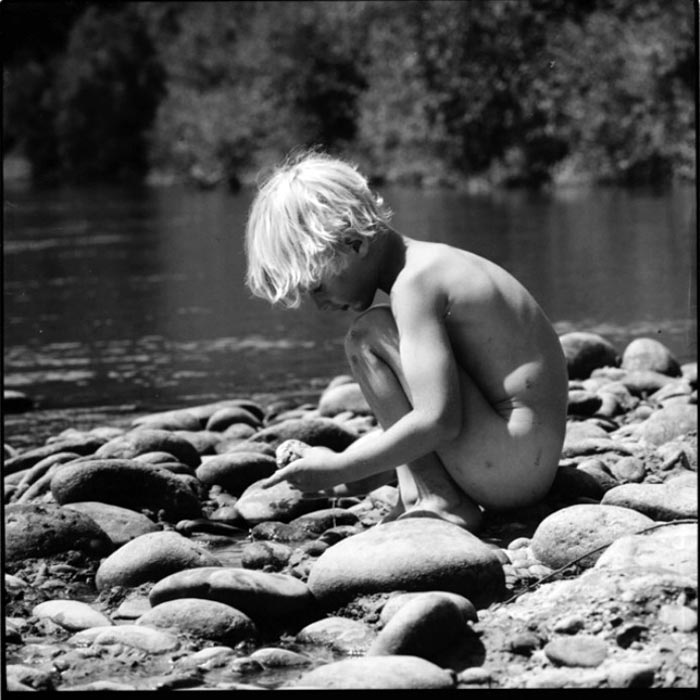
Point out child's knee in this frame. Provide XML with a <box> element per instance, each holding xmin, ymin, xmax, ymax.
<box><xmin>344</xmin><ymin>305</ymin><xmax>395</xmax><ymax>358</ymax></box>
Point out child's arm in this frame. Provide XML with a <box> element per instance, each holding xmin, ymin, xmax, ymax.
<box><xmin>261</xmin><ymin>272</ymin><xmax>463</xmax><ymax>492</ymax></box>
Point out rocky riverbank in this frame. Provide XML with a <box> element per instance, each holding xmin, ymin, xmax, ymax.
<box><xmin>3</xmin><ymin>333</ymin><xmax>697</xmax><ymax>690</ymax></box>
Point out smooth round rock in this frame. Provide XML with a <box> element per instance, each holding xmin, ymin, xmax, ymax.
<box><xmin>69</xmin><ymin>624</ymin><xmax>179</xmax><ymax>653</ymax></box>
<box><xmin>621</xmin><ymin>338</ymin><xmax>681</xmax><ymax>377</ymax></box>
<box><xmin>33</xmin><ymin>600</ymin><xmax>112</xmax><ymax>631</ymax></box>
<box><xmin>296</xmin><ymin>616</ymin><xmax>377</xmax><ymax>653</ymax></box>
<box><xmin>318</xmin><ymin>382</ymin><xmax>372</xmax><ymax>417</ymax></box>
<box><xmin>559</xmin><ymin>332</ymin><xmax>620</xmax><ymax>380</ymax></box>
<box><xmin>195</xmin><ymin>452</ymin><xmax>276</xmax><ymax>496</ymax></box>
<box><xmin>531</xmin><ymin>504</ymin><xmax>654</xmax><ymax>569</ymax></box>
<box><xmin>543</xmin><ymin>634</ymin><xmax>608</xmax><ymax>667</ymax></box>
<box><xmin>380</xmin><ymin>590</ymin><xmax>477</xmax><ymax>626</ymax></box>
<box><xmin>132</xmin><ymin>409</ymin><xmax>203</xmax><ymax>431</ymax></box>
<box><xmin>636</xmin><ymin>404</ymin><xmax>697</xmax><ymax>446</ymax></box>
<box><xmin>287</xmin><ymin>508</ymin><xmax>359</xmax><ymax>538</ymax></box>
<box><xmin>307</xmin><ymin>518</ymin><xmax>505</xmax><ymax>609</ymax></box>
<box><xmin>601</xmin><ymin>482</ymin><xmax>697</xmax><ymax>521</ymax></box>
<box><xmin>136</xmin><ymin>597</ymin><xmax>257</xmax><ymax>645</ymax></box>
<box><xmin>148</xmin><ymin>567</ymin><xmax>316</xmax><ymax>621</ymax></box>
<box><xmin>3</xmin><ymin>436</ymin><xmax>105</xmax><ymax>475</ymax></box>
<box><xmin>50</xmin><ymin>459</ymin><xmax>202</xmax><ymax>521</ymax></box>
<box><xmin>287</xmin><ymin>655</ymin><xmax>456</xmax><ymax>689</ymax></box>
<box><xmin>95</xmin><ymin>531</ymin><xmax>221</xmax><ymax>591</ymax></box>
<box><xmin>248</xmin><ymin>417</ymin><xmax>358</xmax><ymax>451</ymax></box>
<box><xmin>249</xmin><ymin>647</ymin><xmax>311</xmax><ymax>667</ymax></box>
<box><xmin>368</xmin><ymin>592</ymin><xmax>474</xmax><ymax>659</ymax></box>
<box><xmin>5</xmin><ymin>503</ymin><xmax>112</xmax><ymax>562</ymax></box>
<box><xmin>94</xmin><ymin>429</ymin><xmax>201</xmax><ymax>467</ymax></box>
<box><xmin>62</xmin><ymin>501</ymin><xmax>159</xmax><ymax>546</ymax></box>
<box><xmin>234</xmin><ymin>479</ymin><xmax>329</xmax><ymax>525</ymax></box>
<box><xmin>206</xmin><ymin>407</ymin><xmax>262</xmax><ymax>432</ymax></box>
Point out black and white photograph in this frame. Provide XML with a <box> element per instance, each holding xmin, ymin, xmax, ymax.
<box><xmin>3</xmin><ymin>0</ymin><xmax>697</xmax><ymax>691</ymax></box>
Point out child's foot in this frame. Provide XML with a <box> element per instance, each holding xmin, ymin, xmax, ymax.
<box><xmin>378</xmin><ymin>499</ymin><xmax>406</xmax><ymax>523</ymax></box>
<box><xmin>398</xmin><ymin>496</ymin><xmax>483</xmax><ymax>532</ymax></box>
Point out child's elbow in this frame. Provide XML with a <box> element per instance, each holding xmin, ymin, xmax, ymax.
<box><xmin>426</xmin><ymin>411</ymin><xmax>461</xmax><ymax>444</ymax></box>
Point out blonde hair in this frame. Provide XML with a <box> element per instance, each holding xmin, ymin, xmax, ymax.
<box><xmin>245</xmin><ymin>148</ymin><xmax>392</xmax><ymax>308</ymax></box>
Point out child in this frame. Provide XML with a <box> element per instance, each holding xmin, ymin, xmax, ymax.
<box><xmin>245</xmin><ymin>149</ymin><xmax>568</xmax><ymax>531</ymax></box>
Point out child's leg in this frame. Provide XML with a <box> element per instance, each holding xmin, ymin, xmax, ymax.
<box><xmin>344</xmin><ymin>305</ymin><xmax>484</xmax><ymax>530</ymax></box>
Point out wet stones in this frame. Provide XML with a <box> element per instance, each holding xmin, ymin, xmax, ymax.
<box><xmin>136</xmin><ymin>598</ymin><xmax>257</xmax><ymax>645</ymax></box>
<box><xmin>5</xmin><ymin>503</ymin><xmax>112</xmax><ymax>562</ymax></box>
<box><xmin>95</xmin><ymin>531</ymin><xmax>221</xmax><ymax>591</ymax></box>
<box><xmin>287</xmin><ymin>655</ymin><xmax>456</xmax><ymax>689</ymax></box>
<box><xmin>234</xmin><ymin>479</ymin><xmax>329</xmax><ymax>525</ymax></box>
<box><xmin>148</xmin><ymin>567</ymin><xmax>317</xmax><ymax>622</ymax></box>
<box><xmin>33</xmin><ymin>600</ymin><xmax>112</xmax><ymax>631</ymax></box>
<box><xmin>69</xmin><ymin>625</ymin><xmax>180</xmax><ymax>654</ymax></box>
<box><xmin>195</xmin><ymin>452</ymin><xmax>276</xmax><ymax>496</ymax></box>
<box><xmin>296</xmin><ymin>616</ymin><xmax>377</xmax><ymax>653</ymax></box>
<box><xmin>50</xmin><ymin>459</ymin><xmax>202</xmax><ymax>521</ymax></box>
<box><xmin>307</xmin><ymin>518</ymin><xmax>505</xmax><ymax>610</ymax></box>
<box><xmin>530</xmin><ymin>504</ymin><xmax>654</xmax><ymax>569</ymax></box>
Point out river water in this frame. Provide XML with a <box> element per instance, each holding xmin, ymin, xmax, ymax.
<box><xmin>3</xmin><ymin>181</ymin><xmax>696</xmax><ymax>415</ymax></box>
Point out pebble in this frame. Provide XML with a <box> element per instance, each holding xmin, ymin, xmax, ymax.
<box><xmin>543</xmin><ymin>634</ymin><xmax>608</xmax><ymax>667</ymax></box>
<box><xmin>657</xmin><ymin>604</ymin><xmax>697</xmax><ymax>632</ymax></box>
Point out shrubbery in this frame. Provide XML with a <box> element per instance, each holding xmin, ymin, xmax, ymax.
<box><xmin>3</xmin><ymin>0</ymin><xmax>695</xmax><ymax>188</ymax></box>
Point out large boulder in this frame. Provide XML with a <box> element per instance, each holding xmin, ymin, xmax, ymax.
<box><xmin>307</xmin><ymin>518</ymin><xmax>505</xmax><ymax>610</ymax></box>
<box><xmin>559</xmin><ymin>332</ymin><xmax>620</xmax><ymax>380</ymax></box>
<box><xmin>95</xmin><ymin>531</ymin><xmax>221</xmax><ymax>591</ymax></box>
<box><xmin>5</xmin><ymin>503</ymin><xmax>112</xmax><ymax>562</ymax></box>
<box><xmin>530</xmin><ymin>504</ymin><xmax>654</xmax><ymax>569</ymax></box>
<box><xmin>621</xmin><ymin>338</ymin><xmax>681</xmax><ymax>377</ymax></box>
<box><xmin>50</xmin><ymin>459</ymin><xmax>202</xmax><ymax>521</ymax></box>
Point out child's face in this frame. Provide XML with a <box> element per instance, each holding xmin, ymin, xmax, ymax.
<box><xmin>308</xmin><ymin>245</ymin><xmax>375</xmax><ymax>312</ymax></box>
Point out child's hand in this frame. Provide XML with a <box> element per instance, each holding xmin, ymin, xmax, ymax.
<box><xmin>259</xmin><ymin>446</ymin><xmax>346</xmax><ymax>492</ymax></box>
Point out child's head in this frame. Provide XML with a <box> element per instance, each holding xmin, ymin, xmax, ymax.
<box><xmin>245</xmin><ymin>148</ymin><xmax>392</xmax><ymax>308</ymax></box>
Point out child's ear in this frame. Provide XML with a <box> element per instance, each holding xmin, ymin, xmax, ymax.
<box><xmin>344</xmin><ymin>235</ymin><xmax>369</xmax><ymax>257</ymax></box>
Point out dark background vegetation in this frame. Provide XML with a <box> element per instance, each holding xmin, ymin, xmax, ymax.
<box><xmin>2</xmin><ymin>0</ymin><xmax>696</xmax><ymax>189</ymax></box>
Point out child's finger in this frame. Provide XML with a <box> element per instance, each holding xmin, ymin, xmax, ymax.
<box><xmin>259</xmin><ymin>470</ymin><xmax>288</xmax><ymax>489</ymax></box>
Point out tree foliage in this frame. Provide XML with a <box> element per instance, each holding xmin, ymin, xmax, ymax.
<box><xmin>2</xmin><ymin>0</ymin><xmax>695</xmax><ymax>187</ymax></box>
